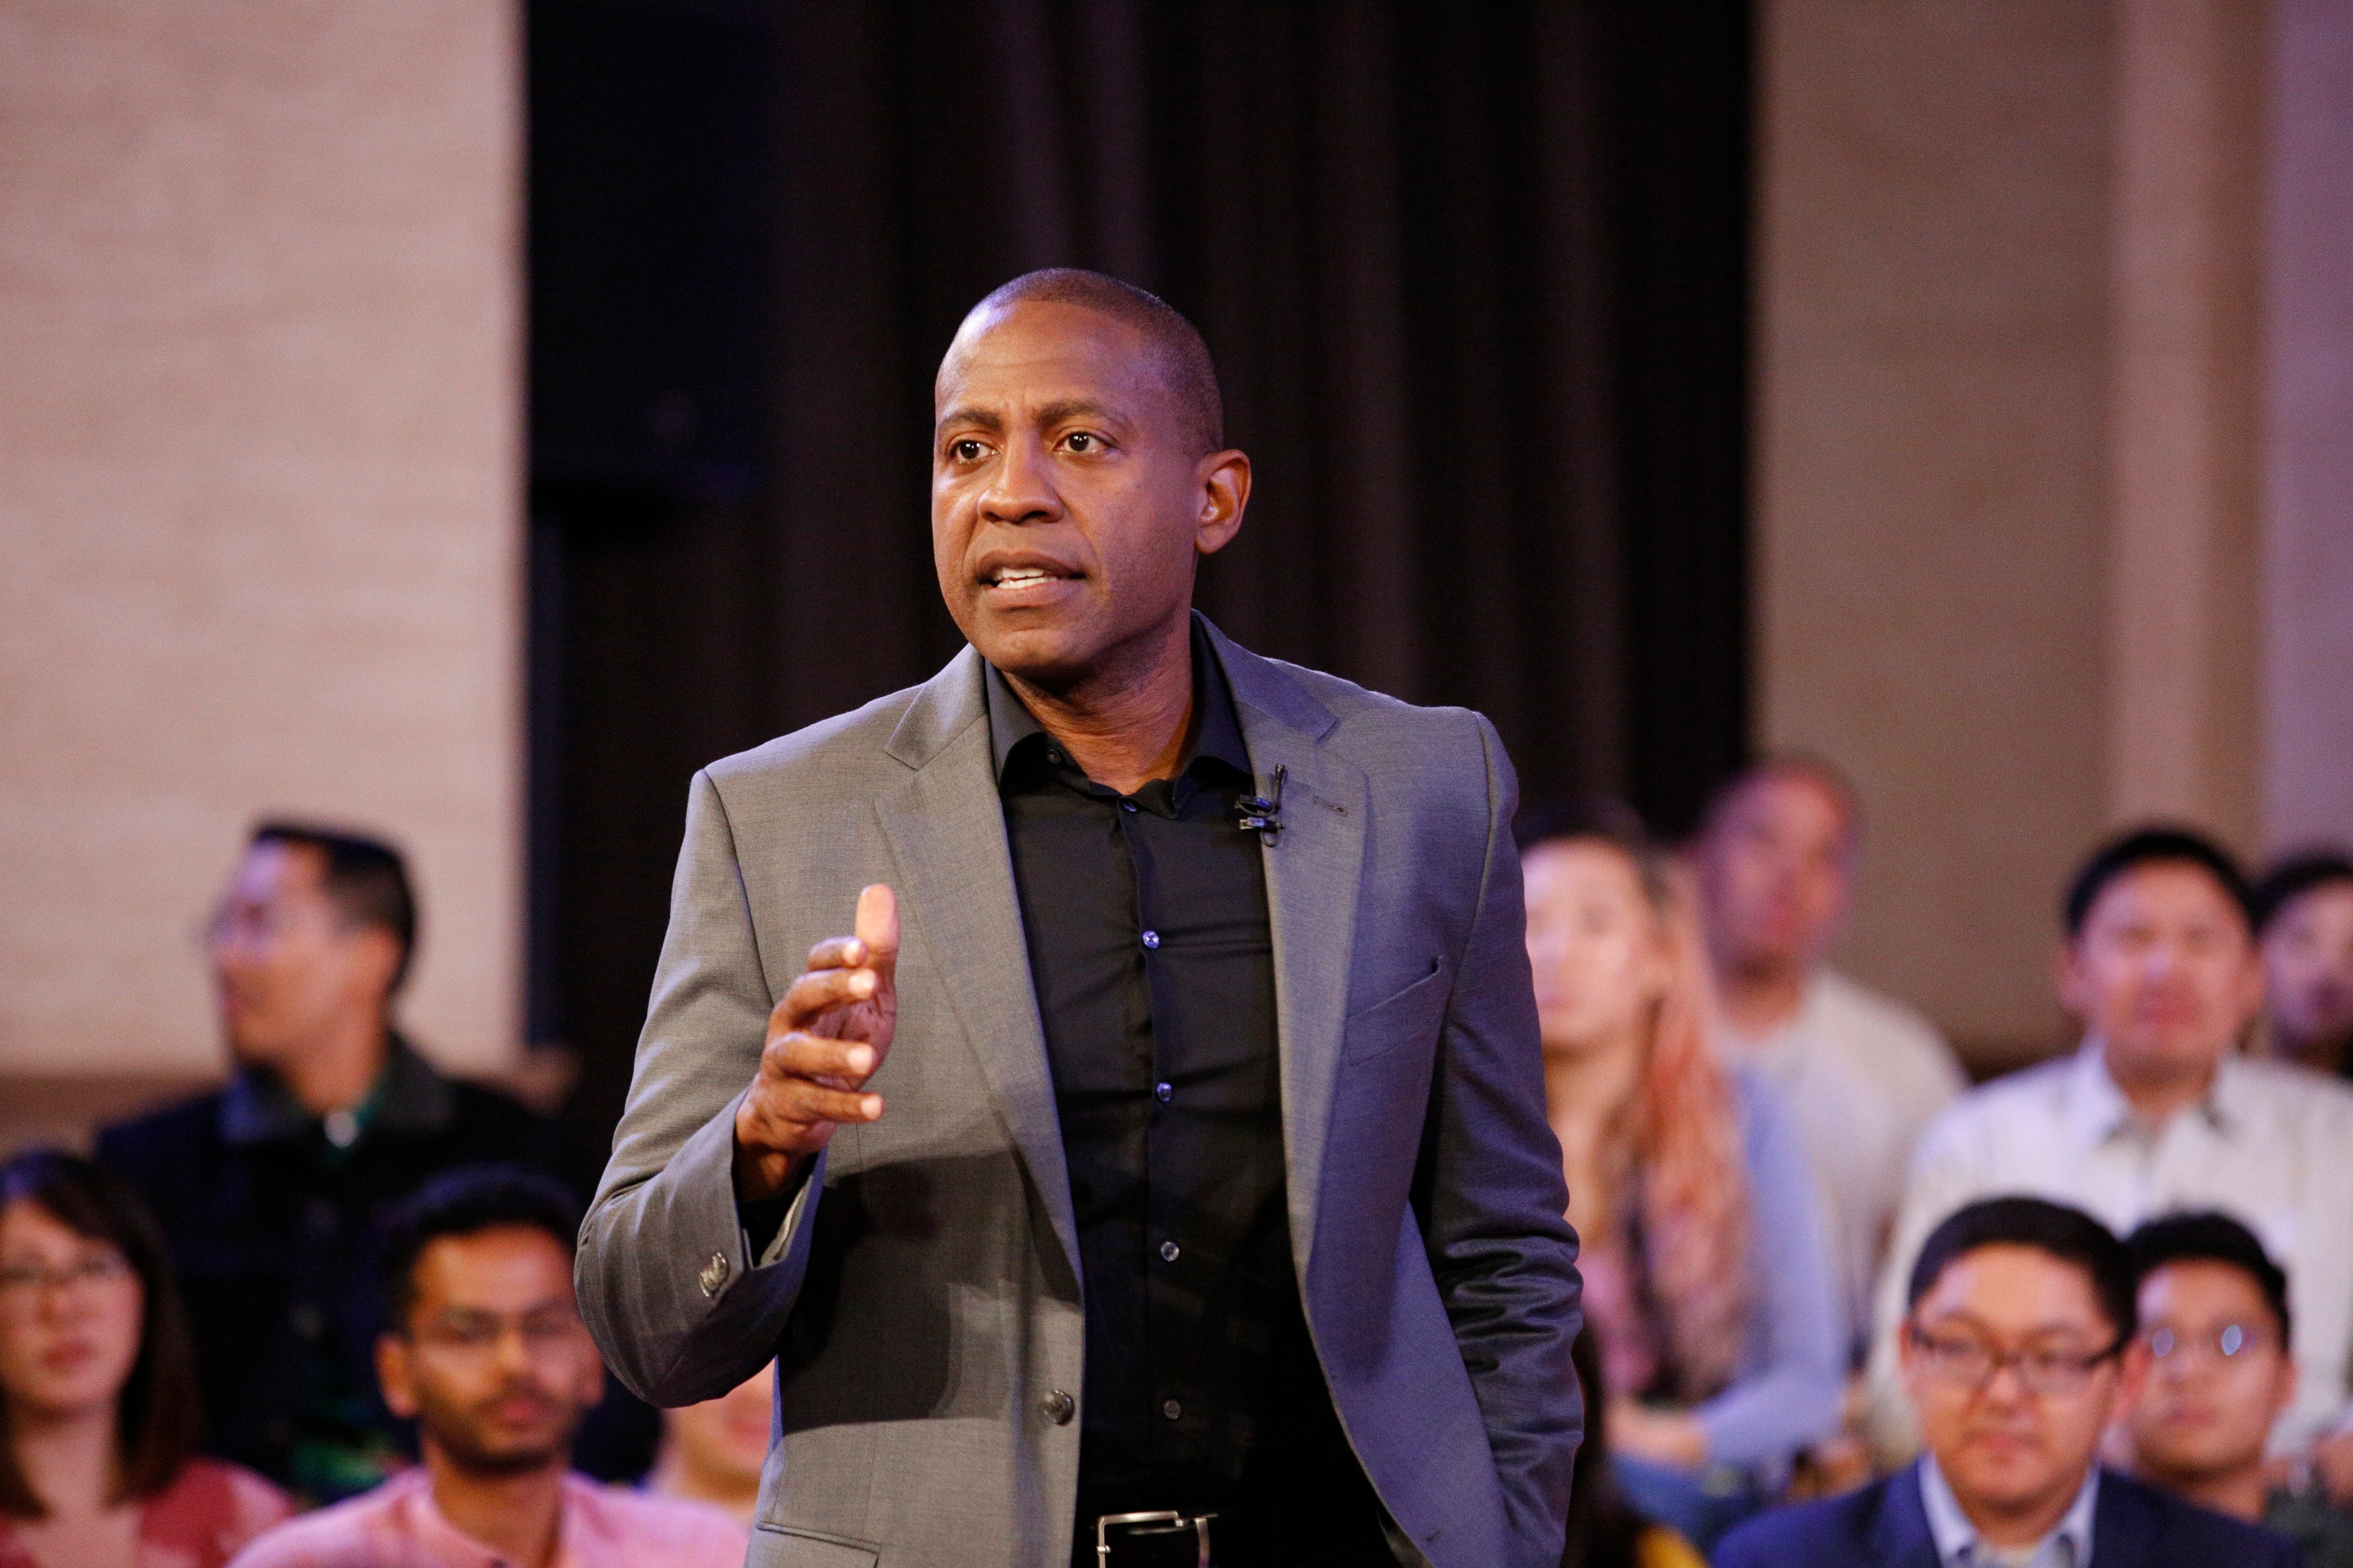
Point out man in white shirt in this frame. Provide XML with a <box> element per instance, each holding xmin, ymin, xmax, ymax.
<box><xmin>1695</xmin><ymin>757</ymin><xmax>1967</xmax><ymax>1349</ymax></box>
<box><xmin>1868</xmin><ymin>827</ymin><xmax>2353</xmax><ymax>1476</ymax></box>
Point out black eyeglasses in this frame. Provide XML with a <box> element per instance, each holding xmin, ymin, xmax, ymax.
<box><xmin>1906</xmin><ymin>1321</ymin><xmax>2124</xmax><ymax>1397</ymax></box>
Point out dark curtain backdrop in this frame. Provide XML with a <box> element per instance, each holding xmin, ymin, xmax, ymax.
<box><xmin>529</xmin><ymin>0</ymin><xmax>1749</xmax><ymax>1145</ymax></box>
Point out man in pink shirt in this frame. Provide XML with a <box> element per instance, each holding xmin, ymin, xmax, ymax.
<box><xmin>229</xmin><ymin>1167</ymin><xmax>747</xmax><ymax>1568</ymax></box>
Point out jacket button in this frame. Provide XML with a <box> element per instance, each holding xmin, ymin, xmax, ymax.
<box><xmin>1040</xmin><ymin>1389</ymin><xmax>1076</xmax><ymax>1426</ymax></box>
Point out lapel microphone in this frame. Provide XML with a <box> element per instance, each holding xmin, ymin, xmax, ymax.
<box><xmin>1236</xmin><ymin>765</ymin><xmax>1287</xmax><ymax>841</ymax></box>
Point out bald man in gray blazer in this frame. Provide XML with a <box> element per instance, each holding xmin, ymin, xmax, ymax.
<box><xmin>577</xmin><ymin>270</ymin><xmax>1581</xmax><ymax>1568</ymax></box>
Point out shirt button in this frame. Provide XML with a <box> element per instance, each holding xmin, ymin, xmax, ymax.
<box><xmin>1041</xmin><ymin>1389</ymin><xmax>1076</xmax><ymax>1426</ymax></box>
<box><xmin>1141</xmin><ymin>930</ymin><xmax>1160</xmax><ymax>950</ymax></box>
<box><xmin>1160</xmin><ymin>1241</ymin><xmax>1180</xmax><ymax>1263</ymax></box>
<box><xmin>1162</xmin><ymin>1399</ymin><xmax>1183</xmax><ymax>1421</ymax></box>
<box><xmin>1121</xmin><ymin>800</ymin><xmax>1138</xmax><ymax>813</ymax></box>
<box><xmin>1155</xmin><ymin>1081</ymin><xmax>1172</xmax><ymax>1102</ymax></box>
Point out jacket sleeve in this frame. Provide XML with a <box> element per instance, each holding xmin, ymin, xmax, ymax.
<box><xmin>1413</xmin><ymin>713</ymin><xmax>1585</xmax><ymax>1567</ymax></box>
<box><xmin>1693</xmin><ymin>1073</ymin><xmax>1847</xmax><ymax>1469</ymax></box>
<box><xmin>575</xmin><ymin>768</ymin><xmax>826</xmax><ymax>1406</ymax></box>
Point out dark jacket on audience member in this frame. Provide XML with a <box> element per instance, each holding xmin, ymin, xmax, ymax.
<box><xmin>1711</xmin><ymin>1463</ymin><xmax>2302</xmax><ymax>1568</ymax></box>
<box><xmin>95</xmin><ymin>1038</ymin><xmax>577</xmax><ymax>1501</ymax></box>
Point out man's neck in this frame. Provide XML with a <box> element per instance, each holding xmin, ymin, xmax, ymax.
<box><xmin>1948</xmin><ymin>1462</ymin><xmax>2087</xmax><ymax>1552</ymax></box>
<box><xmin>2100</xmin><ymin>1042</ymin><xmax>2221</xmax><ymax>1128</ymax></box>
<box><xmin>1002</xmin><ymin>614</ymin><xmax>1195</xmax><ymax>796</ymax></box>
<box><xmin>276</xmin><ymin>1014</ymin><xmax>392</xmax><ymax>1117</ymax></box>
<box><xmin>6</xmin><ymin>1399</ymin><xmax>119</xmax><ymax>1515</ymax></box>
<box><xmin>2150</xmin><ymin>1457</ymin><xmax>2271</xmax><ymax>1524</ymax></box>
<box><xmin>1717</xmin><ymin>960</ymin><xmax>1810</xmax><ymax>1038</ymax></box>
<box><xmin>426</xmin><ymin>1444</ymin><xmax>568</xmax><ymax>1568</ymax></box>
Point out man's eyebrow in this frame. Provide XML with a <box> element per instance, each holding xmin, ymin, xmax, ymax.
<box><xmin>1031</xmin><ymin>398</ymin><xmax>1127</xmax><ymax>428</ymax></box>
<box><xmin>934</xmin><ymin>406</ymin><xmax>1005</xmax><ymax>437</ymax></box>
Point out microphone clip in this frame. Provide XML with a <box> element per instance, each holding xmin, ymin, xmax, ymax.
<box><xmin>1236</xmin><ymin>765</ymin><xmax>1287</xmax><ymax>841</ymax></box>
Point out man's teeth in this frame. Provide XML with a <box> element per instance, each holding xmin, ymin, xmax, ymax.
<box><xmin>994</xmin><ymin>568</ymin><xmax>1057</xmax><ymax>585</ymax></box>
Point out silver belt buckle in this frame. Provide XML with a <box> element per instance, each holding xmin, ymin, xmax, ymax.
<box><xmin>1095</xmin><ymin>1510</ymin><xmax>1215</xmax><ymax>1567</ymax></box>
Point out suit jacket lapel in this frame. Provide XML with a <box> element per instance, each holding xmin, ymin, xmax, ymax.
<box><xmin>1207</xmin><ymin>620</ymin><xmax>1365</xmax><ymax>1274</ymax></box>
<box><xmin>875</xmin><ymin>648</ymin><xmax>1081</xmax><ymax>1281</ymax></box>
<box><xmin>1868</xmin><ymin>1464</ymin><xmax>1950</xmax><ymax>1568</ymax></box>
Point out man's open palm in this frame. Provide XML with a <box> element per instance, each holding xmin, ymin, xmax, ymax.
<box><xmin>733</xmin><ymin>884</ymin><xmax>900</xmax><ymax>1202</ymax></box>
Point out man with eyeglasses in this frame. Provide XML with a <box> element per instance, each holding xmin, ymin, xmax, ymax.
<box><xmin>2120</xmin><ymin>1211</ymin><xmax>2353</xmax><ymax>1568</ymax></box>
<box><xmin>1717</xmin><ymin>1197</ymin><xmax>2295</xmax><ymax>1567</ymax></box>
<box><xmin>229</xmin><ymin>1165</ymin><xmax>746</xmax><ymax>1568</ymax></box>
<box><xmin>96</xmin><ymin>823</ymin><xmax>584</xmax><ymax>1503</ymax></box>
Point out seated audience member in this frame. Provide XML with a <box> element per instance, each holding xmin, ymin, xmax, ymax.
<box><xmin>1562</xmin><ymin>1327</ymin><xmax>1705</xmax><ymax>1568</ymax></box>
<box><xmin>96</xmin><ymin>823</ymin><xmax>578</xmax><ymax>1501</ymax></box>
<box><xmin>2254</xmin><ymin>850</ymin><xmax>2353</xmax><ymax>1076</ymax></box>
<box><xmin>2120</xmin><ymin>1210</ymin><xmax>2353</xmax><ymax>1568</ymax></box>
<box><xmin>1521</xmin><ymin>800</ymin><xmax>1843</xmax><ymax>1551</ymax></box>
<box><xmin>227</xmin><ymin>1166</ymin><xmax>745</xmax><ymax>1568</ymax></box>
<box><xmin>0</xmin><ymin>1151</ymin><xmax>287</xmax><ymax>1568</ymax></box>
<box><xmin>645</xmin><ymin>1362</ymin><xmax>772</xmax><ymax>1527</ymax></box>
<box><xmin>1692</xmin><ymin>757</ymin><xmax>1966</xmax><ymax>1348</ymax></box>
<box><xmin>1868</xmin><ymin>826</ymin><xmax>2353</xmax><ymax>1475</ymax></box>
<box><xmin>1716</xmin><ymin>1197</ymin><xmax>2297</xmax><ymax>1568</ymax></box>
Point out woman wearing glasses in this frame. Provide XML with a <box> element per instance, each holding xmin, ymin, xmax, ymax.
<box><xmin>0</xmin><ymin>1150</ymin><xmax>287</xmax><ymax>1568</ymax></box>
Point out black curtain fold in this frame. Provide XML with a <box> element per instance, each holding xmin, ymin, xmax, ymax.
<box><xmin>529</xmin><ymin>0</ymin><xmax>1749</xmax><ymax>1147</ymax></box>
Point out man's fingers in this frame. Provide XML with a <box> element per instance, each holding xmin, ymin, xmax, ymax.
<box><xmin>779</xmin><ymin>964</ymin><xmax>881</xmax><ymax>1026</ymax></box>
<box><xmin>805</xmin><ymin>934</ymin><xmax>865</xmax><ymax>972</ymax></box>
<box><xmin>765</xmin><ymin>1032</ymin><xmax>877</xmax><ymax>1085</ymax></box>
<box><xmin>854</xmin><ymin>884</ymin><xmax>899</xmax><ymax>981</ymax></box>
<box><xmin>748</xmin><ymin>1077</ymin><xmax>883</xmax><ymax>1132</ymax></box>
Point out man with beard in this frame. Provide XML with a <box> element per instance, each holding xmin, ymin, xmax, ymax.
<box><xmin>228</xmin><ymin>1167</ymin><xmax>745</xmax><ymax>1568</ymax></box>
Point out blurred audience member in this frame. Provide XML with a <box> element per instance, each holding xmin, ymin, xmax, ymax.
<box><xmin>2120</xmin><ymin>1211</ymin><xmax>2353</xmax><ymax>1568</ymax></box>
<box><xmin>1560</xmin><ymin>1327</ymin><xmax>1704</xmax><ymax>1568</ymax></box>
<box><xmin>2254</xmin><ymin>850</ymin><xmax>2353</xmax><ymax>1077</ymax></box>
<box><xmin>0</xmin><ymin>1151</ymin><xmax>287</xmax><ymax>1568</ymax></box>
<box><xmin>1717</xmin><ymin>1197</ymin><xmax>2296</xmax><ymax>1567</ymax></box>
<box><xmin>1868</xmin><ymin>827</ymin><xmax>2353</xmax><ymax>1476</ymax></box>
<box><xmin>645</xmin><ymin>1362</ymin><xmax>772</xmax><ymax>1526</ymax></box>
<box><xmin>1520</xmin><ymin>800</ymin><xmax>1842</xmax><ymax>1551</ymax></box>
<box><xmin>228</xmin><ymin>1167</ymin><xmax>744</xmax><ymax>1568</ymax></box>
<box><xmin>96</xmin><ymin>823</ymin><xmax>576</xmax><ymax>1501</ymax></box>
<box><xmin>1693</xmin><ymin>758</ymin><xmax>1965</xmax><ymax>1346</ymax></box>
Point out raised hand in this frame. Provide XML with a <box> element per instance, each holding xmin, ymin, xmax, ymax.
<box><xmin>732</xmin><ymin>884</ymin><xmax>900</xmax><ymax>1202</ymax></box>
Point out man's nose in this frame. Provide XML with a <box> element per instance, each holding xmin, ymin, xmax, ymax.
<box><xmin>980</xmin><ymin>436</ymin><xmax>1060</xmax><ymax>524</ymax></box>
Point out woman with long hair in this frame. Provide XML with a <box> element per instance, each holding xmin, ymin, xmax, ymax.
<box><xmin>0</xmin><ymin>1151</ymin><xmax>286</xmax><ymax>1568</ymax></box>
<box><xmin>1519</xmin><ymin>800</ymin><xmax>1841</xmax><ymax>1552</ymax></box>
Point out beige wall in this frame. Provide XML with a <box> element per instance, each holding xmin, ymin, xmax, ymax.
<box><xmin>0</xmin><ymin>3</ymin><xmax>522</xmax><ymax>1081</ymax></box>
<box><xmin>1757</xmin><ymin>2</ymin><xmax>2117</xmax><ymax>1064</ymax></box>
<box><xmin>1761</xmin><ymin>0</ymin><xmax>2344</xmax><ymax>1069</ymax></box>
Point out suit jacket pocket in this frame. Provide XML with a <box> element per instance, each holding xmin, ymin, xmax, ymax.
<box><xmin>1341</xmin><ymin>959</ymin><xmax>1451</xmax><ymax>1064</ymax></box>
<box><xmin>749</xmin><ymin>1524</ymin><xmax>881</xmax><ymax>1567</ymax></box>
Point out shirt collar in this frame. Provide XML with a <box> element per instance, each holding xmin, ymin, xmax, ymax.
<box><xmin>2061</xmin><ymin>1040</ymin><xmax>2242</xmax><ymax>1150</ymax></box>
<box><xmin>218</xmin><ymin>1034</ymin><xmax>453</xmax><ymax>1147</ymax></box>
<box><xmin>1921</xmin><ymin>1455</ymin><xmax>2100</xmax><ymax>1568</ymax></box>
<box><xmin>982</xmin><ymin>612</ymin><xmax>1252</xmax><ymax>788</ymax></box>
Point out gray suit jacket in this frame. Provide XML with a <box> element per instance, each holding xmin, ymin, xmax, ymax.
<box><xmin>577</xmin><ymin>622</ymin><xmax>1583</xmax><ymax>1568</ymax></box>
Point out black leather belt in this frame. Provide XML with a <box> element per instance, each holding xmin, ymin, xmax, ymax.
<box><xmin>1094</xmin><ymin>1509</ymin><xmax>1216</xmax><ymax>1567</ymax></box>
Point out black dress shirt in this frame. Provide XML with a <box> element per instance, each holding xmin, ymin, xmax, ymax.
<box><xmin>988</xmin><ymin>622</ymin><xmax>1386</xmax><ymax>1564</ymax></box>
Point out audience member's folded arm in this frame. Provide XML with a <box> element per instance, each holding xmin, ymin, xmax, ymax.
<box><xmin>1694</xmin><ymin>1076</ymin><xmax>1846</xmax><ymax>1470</ymax></box>
<box><xmin>575</xmin><ymin>768</ymin><xmax>817</xmax><ymax>1407</ymax></box>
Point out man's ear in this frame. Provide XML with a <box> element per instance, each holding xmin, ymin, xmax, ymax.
<box><xmin>1193</xmin><ymin>450</ymin><xmax>1250</xmax><ymax>556</ymax></box>
<box><xmin>2055</xmin><ymin>938</ymin><xmax>2090</xmax><ymax>1021</ymax></box>
<box><xmin>342</xmin><ymin>925</ymin><xmax>405</xmax><ymax>1008</ymax></box>
<box><xmin>378</xmin><ymin>1331</ymin><xmax>418</xmax><ymax>1419</ymax></box>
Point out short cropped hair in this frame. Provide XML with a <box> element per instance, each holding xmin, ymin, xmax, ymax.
<box><xmin>0</xmin><ymin>1151</ymin><xmax>202</xmax><ymax>1518</ymax></box>
<box><xmin>963</xmin><ymin>268</ymin><xmax>1225</xmax><ymax>456</ymax></box>
<box><xmin>2251</xmin><ymin>850</ymin><xmax>2353</xmax><ymax>936</ymax></box>
<box><xmin>380</xmin><ymin>1165</ymin><xmax>581</xmax><ymax>1330</ymax></box>
<box><xmin>1907</xmin><ymin>1196</ymin><xmax>2139</xmax><ymax>1344</ymax></box>
<box><xmin>2126</xmin><ymin>1210</ymin><xmax>2293</xmax><ymax>1350</ymax></box>
<box><xmin>2061</xmin><ymin>825</ymin><xmax>2252</xmax><ymax>940</ymax></box>
<box><xmin>251</xmin><ymin>821</ymin><xmax>418</xmax><ymax>991</ymax></box>
<box><xmin>1696</xmin><ymin>752</ymin><xmax>1865</xmax><ymax>853</ymax></box>
<box><xmin>1514</xmin><ymin>796</ymin><xmax>1669</xmax><ymax>905</ymax></box>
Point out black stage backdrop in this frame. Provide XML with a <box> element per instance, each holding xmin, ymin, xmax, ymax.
<box><xmin>529</xmin><ymin>0</ymin><xmax>1751</xmax><ymax>1146</ymax></box>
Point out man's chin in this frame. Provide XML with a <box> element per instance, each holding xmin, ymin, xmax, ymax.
<box><xmin>440</xmin><ymin>1434</ymin><xmax>569</xmax><ymax>1477</ymax></box>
